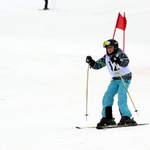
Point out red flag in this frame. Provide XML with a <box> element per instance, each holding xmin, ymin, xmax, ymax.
<box><xmin>116</xmin><ymin>13</ymin><xmax>127</xmax><ymax>30</ymax></box>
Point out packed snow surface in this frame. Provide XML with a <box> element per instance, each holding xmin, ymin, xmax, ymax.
<box><xmin>0</xmin><ymin>0</ymin><xmax>150</xmax><ymax>150</ymax></box>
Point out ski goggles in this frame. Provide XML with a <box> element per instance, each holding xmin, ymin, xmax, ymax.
<box><xmin>103</xmin><ymin>41</ymin><xmax>111</xmax><ymax>47</ymax></box>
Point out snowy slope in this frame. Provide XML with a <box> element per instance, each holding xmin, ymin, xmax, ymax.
<box><xmin>0</xmin><ymin>0</ymin><xmax>150</xmax><ymax>150</ymax></box>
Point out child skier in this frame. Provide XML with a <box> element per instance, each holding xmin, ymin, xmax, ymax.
<box><xmin>86</xmin><ymin>39</ymin><xmax>137</xmax><ymax>128</ymax></box>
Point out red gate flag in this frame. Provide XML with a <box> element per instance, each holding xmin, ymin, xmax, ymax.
<box><xmin>116</xmin><ymin>13</ymin><xmax>127</xmax><ymax>30</ymax></box>
<box><xmin>112</xmin><ymin>12</ymin><xmax>127</xmax><ymax>51</ymax></box>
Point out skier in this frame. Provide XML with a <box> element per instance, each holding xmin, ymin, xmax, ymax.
<box><xmin>86</xmin><ymin>39</ymin><xmax>137</xmax><ymax>128</ymax></box>
<box><xmin>44</xmin><ymin>0</ymin><xmax>49</xmax><ymax>10</ymax></box>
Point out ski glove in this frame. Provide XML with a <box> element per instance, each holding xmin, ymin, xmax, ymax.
<box><xmin>110</xmin><ymin>55</ymin><xmax>122</xmax><ymax>65</ymax></box>
<box><xmin>86</xmin><ymin>56</ymin><xmax>95</xmax><ymax>67</ymax></box>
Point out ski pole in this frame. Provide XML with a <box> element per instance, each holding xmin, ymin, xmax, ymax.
<box><xmin>114</xmin><ymin>63</ymin><xmax>139</xmax><ymax>116</ymax></box>
<box><xmin>85</xmin><ymin>64</ymin><xmax>90</xmax><ymax>121</ymax></box>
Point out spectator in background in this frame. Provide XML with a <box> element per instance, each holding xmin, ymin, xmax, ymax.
<box><xmin>44</xmin><ymin>0</ymin><xmax>49</xmax><ymax>10</ymax></box>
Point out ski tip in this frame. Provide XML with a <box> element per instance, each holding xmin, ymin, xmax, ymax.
<box><xmin>138</xmin><ymin>123</ymin><xmax>149</xmax><ymax>125</ymax></box>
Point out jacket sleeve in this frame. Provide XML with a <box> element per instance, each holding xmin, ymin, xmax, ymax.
<box><xmin>91</xmin><ymin>55</ymin><xmax>106</xmax><ymax>69</ymax></box>
<box><xmin>116</xmin><ymin>50</ymin><xmax>130</xmax><ymax>67</ymax></box>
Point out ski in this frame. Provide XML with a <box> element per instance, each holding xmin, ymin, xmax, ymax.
<box><xmin>76</xmin><ymin>123</ymin><xmax>149</xmax><ymax>129</ymax></box>
<box><xmin>76</xmin><ymin>126</ymin><xmax>96</xmax><ymax>129</ymax></box>
<box><xmin>97</xmin><ymin>123</ymin><xmax>149</xmax><ymax>129</ymax></box>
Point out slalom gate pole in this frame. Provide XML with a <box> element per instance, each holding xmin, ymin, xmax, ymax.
<box><xmin>114</xmin><ymin>63</ymin><xmax>139</xmax><ymax>116</ymax></box>
<box><xmin>85</xmin><ymin>65</ymin><xmax>90</xmax><ymax>121</ymax></box>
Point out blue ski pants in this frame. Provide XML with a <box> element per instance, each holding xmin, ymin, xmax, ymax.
<box><xmin>102</xmin><ymin>79</ymin><xmax>132</xmax><ymax>118</ymax></box>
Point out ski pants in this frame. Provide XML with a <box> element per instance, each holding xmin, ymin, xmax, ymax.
<box><xmin>102</xmin><ymin>79</ymin><xmax>132</xmax><ymax>118</ymax></box>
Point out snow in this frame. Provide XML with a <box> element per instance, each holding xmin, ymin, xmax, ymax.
<box><xmin>0</xmin><ymin>0</ymin><xmax>150</xmax><ymax>149</ymax></box>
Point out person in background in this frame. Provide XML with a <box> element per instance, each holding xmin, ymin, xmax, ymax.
<box><xmin>86</xmin><ymin>39</ymin><xmax>137</xmax><ymax>129</ymax></box>
<box><xmin>44</xmin><ymin>0</ymin><xmax>49</xmax><ymax>10</ymax></box>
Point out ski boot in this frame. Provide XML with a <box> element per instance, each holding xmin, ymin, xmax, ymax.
<box><xmin>96</xmin><ymin>117</ymin><xmax>116</xmax><ymax>129</ymax></box>
<box><xmin>118</xmin><ymin>116</ymin><xmax>137</xmax><ymax>126</ymax></box>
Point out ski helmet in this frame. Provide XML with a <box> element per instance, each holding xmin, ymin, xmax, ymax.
<box><xmin>103</xmin><ymin>39</ymin><xmax>119</xmax><ymax>51</ymax></box>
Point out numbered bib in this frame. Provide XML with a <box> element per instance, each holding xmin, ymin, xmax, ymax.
<box><xmin>105</xmin><ymin>55</ymin><xmax>131</xmax><ymax>77</ymax></box>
